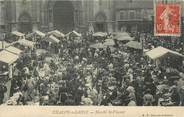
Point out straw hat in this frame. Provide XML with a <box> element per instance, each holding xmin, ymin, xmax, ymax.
<box><xmin>74</xmin><ymin>56</ymin><xmax>79</xmax><ymax>60</ymax></box>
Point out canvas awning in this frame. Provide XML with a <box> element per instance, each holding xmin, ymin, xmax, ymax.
<box><xmin>0</xmin><ymin>50</ymin><xmax>19</xmax><ymax>65</ymax></box>
<box><xmin>17</xmin><ymin>39</ymin><xmax>35</xmax><ymax>48</ymax></box>
<box><xmin>11</xmin><ymin>31</ymin><xmax>25</xmax><ymax>37</ymax></box>
<box><xmin>5</xmin><ymin>46</ymin><xmax>22</xmax><ymax>55</ymax></box>
<box><xmin>66</xmin><ymin>30</ymin><xmax>81</xmax><ymax>37</ymax></box>
<box><xmin>72</xmin><ymin>30</ymin><xmax>81</xmax><ymax>37</ymax></box>
<box><xmin>90</xmin><ymin>43</ymin><xmax>105</xmax><ymax>49</ymax></box>
<box><xmin>125</xmin><ymin>41</ymin><xmax>142</xmax><ymax>49</ymax></box>
<box><xmin>34</xmin><ymin>30</ymin><xmax>46</xmax><ymax>38</ymax></box>
<box><xmin>48</xmin><ymin>30</ymin><xmax>65</xmax><ymax>38</ymax></box>
<box><xmin>116</xmin><ymin>36</ymin><xmax>134</xmax><ymax>41</ymax></box>
<box><xmin>146</xmin><ymin>46</ymin><xmax>184</xmax><ymax>60</ymax></box>
<box><xmin>113</xmin><ymin>32</ymin><xmax>129</xmax><ymax>39</ymax></box>
<box><xmin>48</xmin><ymin>35</ymin><xmax>60</xmax><ymax>43</ymax></box>
<box><xmin>93</xmin><ymin>32</ymin><xmax>107</xmax><ymax>37</ymax></box>
<box><xmin>65</xmin><ymin>32</ymin><xmax>71</xmax><ymax>37</ymax></box>
<box><xmin>103</xmin><ymin>39</ymin><xmax>115</xmax><ymax>46</ymax></box>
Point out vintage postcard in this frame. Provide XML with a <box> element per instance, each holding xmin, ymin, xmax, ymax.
<box><xmin>0</xmin><ymin>0</ymin><xmax>184</xmax><ymax>117</ymax></box>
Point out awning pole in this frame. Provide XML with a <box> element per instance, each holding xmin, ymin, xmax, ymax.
<box><xmin>2</xmin><ymin>40</ymin><xmax>4</xmax><ymax>49</ymax></box>
<box><xmin>2</xmin><ymin>33</ymin><xmax>5</xmax><ymax>49</ymax></box>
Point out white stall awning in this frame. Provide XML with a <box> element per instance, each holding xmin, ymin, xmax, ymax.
<box><xmin>34</xmin><ymin>30</ymin><xmax>46</xmax><ymax>38</ymax></box>
<box><xmin>146</xmin><ymin>46</ymin><xmax>184</xmax><ymax>60</ymax></box>
<box><xmin>0</xmin><ymin>50</ymin><xmax>19</xmax><ymax>65</ymax></box>
<box><xmin>11</xmin><ymin>31</ymin><xmax>25</xmax><ymax>37</ymax></box>
<box><xmin>5</xmin><ymin>46</ymin><xmax>22</xmax><ymax>55</ymax></box>
<box><xmin>66</xmin><ymin>30</ymin><xmax>81</xmax><ymax>37</ymax></box>
<box><xmin>48</xmin><ymin>30</ymin><xmax>65</xmax><ymax>38</ymax></box>
<box><xmin>48</xmin><ymin>35</ymin><xmax>60</xmax><ymax>43</ymax></box>
<box><xmin>93</xmin><ymin>32</ymin><xmax>107</xmax><ymax>37</ymax></box>
<box><xmin>18</xmin><ymin>39</ymin><xmax>35</xmax><ymax>48</ymax></box>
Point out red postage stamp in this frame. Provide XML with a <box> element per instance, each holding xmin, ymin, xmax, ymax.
<box><xmin>154</xmin><ymin>3</ymin><xmax>181</xmax><ymax>37</ymax></box>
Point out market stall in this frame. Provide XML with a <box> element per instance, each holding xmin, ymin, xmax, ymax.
<box><xmin>113</xmin><ymin>32</ymin><xmax>130</xmax><ymax>39</ymax></box>
<box><xmin>0</xmin><ymin>50</ymin><xmax>20</xmax><ymax>90</ymax></box>
<box><xmin>69</xmin><ymin>30</ymin><xmax>81</xmax><ymax>37</ymax></box>
<box><xmin>2</xmin><ymin>29</ymin><xmax>184</xmax><ymax>106</ymax></box>
<box><xmin>146</xmin><ymin>46</ymin><xmax>184</xmax><ymax>68</ymax></box>
<box><xmin>11</xmin><ymin>31</ymin><xmax>25</xmax><ymax>40</ymax></box>
<box><xmin>47</xmin><ymin>35</ymin><xmax>60</xmax><ymax>43</ymax></box>
<box><xmin>34</xmin><ymin>30</ymin><xmax>46</xmax><ymax>38</ymax></box>
<box><xmin>65</xmin><ymin>30</ymin><xmax>82</xmax><ymax>44</ymax></box>
<box><xmin>93</xmin><ymin>32</ymin><xmax>107</xmax><ymax>37</ymax></box>
<box><xmin>17</xmin><ymin>39</ymin><xmax>35</xmax><ymax>49</ymax></box>
<box><xmin>0</xmin><ymin>47</ymin><xmax>22</xmax><ymax>103</ymax></box>
<box><xmin>103</xmin><ymin>39</ymin><xmax>115</xmax><ymax>46</ymax></box>
<box><xmin>48</xmin><ymin>30</ymin><xmax>65</xmax><ymax>38</ymax></box>
<box><xmin>0</xmin><ymin>50</ymin><xmax>19</xmax><ymax>66</ymax></box>
<box><xmin>116</xmin><ymin>36</ymin><xmax>134</xmax><ymax>41</ymax></box>
<box><xmin>125</xmin><ymin>41</ymin><xmax>142</xmax><ymax>50</ymax></box>
<box><xmin>4</xmin><ymin>46</ymin><xmax>22</xmax><ymax>55</ymax></box>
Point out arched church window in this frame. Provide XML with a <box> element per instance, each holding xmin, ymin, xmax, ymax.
<box><xmin>95</xmin><ymin>12</ymin><xmax>106</xmax><ymax>22</ymax></box>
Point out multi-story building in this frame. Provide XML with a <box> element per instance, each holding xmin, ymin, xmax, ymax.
<box><xmin>114</xmin><ymin>0</ymin><xmax>153</xmax><ymax>33</ymax></box>
<box><xmin>0</xmin><ymin>0</ymin><xmax>183</xmax><ymax>35</ymax></box>
<box><xmin>0</xmin><ymin>0</ymin><xmax>6</xmax><ymax>37</ymax></box>
<box><xmin>84</xmin><ymin>0</ymin><xmax>115</xmax><ymax>32</ymax></box>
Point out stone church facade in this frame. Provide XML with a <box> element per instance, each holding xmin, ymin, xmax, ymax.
<box><xmin>0</xmin><ymin>0</ymin><xmax>183</xmax><ymax>36</ymax></box>
<box><xmin>0</xmin><ymin>0</ymin><xmax>84</xmax><ymax>34</ymax></box>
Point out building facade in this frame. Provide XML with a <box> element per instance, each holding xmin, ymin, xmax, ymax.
<box><xmin>0</xmin><ymin>0</ymin><xmax>183</xmax><ymax>35</ymax></box>
<box><xmin>0</xmin><ymin>0</ymin><xmax>6</xmax><ymax>38</ymax></box>
<box><xmin>114</xmin><ymin>0</ymin><xmax>153</xmax><ymax>33</ymax></box>
<box><xmin>0</xmin><ymin>0</ymin><xmax>84</xmax><ymax>34</ymax></box>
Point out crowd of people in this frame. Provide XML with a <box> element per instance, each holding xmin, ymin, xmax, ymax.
<box><xmin>1</xmin><ymin>31</ymin><xmax>184</xmax><ymax>106</ymax></box>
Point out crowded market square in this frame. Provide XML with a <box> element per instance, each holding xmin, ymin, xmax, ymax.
<box><xmin>0</xmin><ymin>0</ymin><xmax>184</xmax><ymax>106</ymax></box>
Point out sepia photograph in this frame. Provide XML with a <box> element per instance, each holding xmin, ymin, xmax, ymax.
<box><xmin>0</xmin><ymin>0</ymin><xmax>184</xmax><ymax>108</ymax></box>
